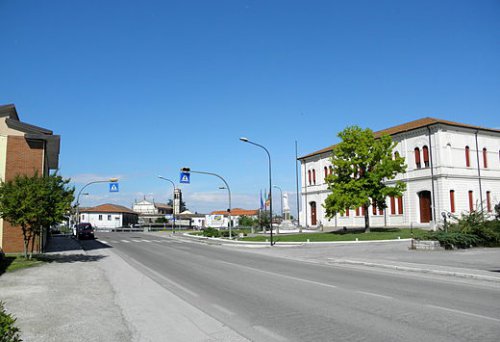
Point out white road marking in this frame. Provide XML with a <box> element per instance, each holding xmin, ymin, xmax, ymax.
<box><xmin>127</xmin><ymin>258</ymin><xmax>200</xmax><ymax>298</ymax></box>
<box><xmin>142</xmin><ymin>239</ymin><xmax>151</xmax><ymax>242</ymax></box>
<box><xmin>110</xmin><ymin>240</ymin><xmax>119</xmax><ymax>243</ymax></box>
<box><xmin>132</xmin><ymin>239</ymin><xmax>142</xmax><ymax>242</ymax></box>
<box><xmin>253</xmin><ymin>325</ymin><xmax>288</xmax><ymax>341</ymax></box>
<box><xmin>355</xmin><ymin>290</ymin><xmax>393</xmax><ymax>300</ymax></box>
<box><xmin>121</xmin><ymin>240</ymin><xmax>130</xmax><ymax>243</ymax></box>
<box><xmin>425</xmin><ymin>304</ymin><xmax>500</xmax><ymax>323</ymax></box>
<box><xmin>211</xmin><ymin>303</ymin><xmax>235</xmax><ymax>316</ymax></box>
<box><xmin>217</xmin><ymin>261</ymin><xmax>337</xmax><ymax>290</ymax></box>
<box><xmin>99</xmin><ymin>240</ymin><xmax>108</xmax><ymax>245</ymax></box>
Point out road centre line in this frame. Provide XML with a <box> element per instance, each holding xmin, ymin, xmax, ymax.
<box><xmin>425</xmin><ymin>304</ymin><xmax>500</xmax><ymax>323</ymax></box>
<box><xmin>126</xmin><ymin>256</ymin><xmax>200</xmax><ymax>298</ymax></box>
<box><xmin>355</xmin><ymin>290</ymin><xmax>393</xmax><ymax>300</ymax></box>
<box><xmin>121</xmin><ymin>240</ymin><xmax>130</xmax><ymax>243</ymax></box>
<box><xmin>216</xmin><ymin>260</ymin><xmax>338</xmax><ymax>290</ymax></box>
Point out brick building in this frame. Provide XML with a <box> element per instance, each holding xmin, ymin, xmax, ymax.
<box><xmin>0</xmin><ymin>104</ymin><xmax>60</xmax><ymax>253</ymax></box>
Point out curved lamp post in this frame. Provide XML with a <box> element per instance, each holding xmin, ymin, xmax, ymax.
<box><xmin>76</xmin><ymin>178</ymin><xmax>118</xmax><ymax>224</ymax></box>
<box><xmin>273</xmin><ymin>185</ymin><xmax>283</xmax><ymax>219</ymax></box>
<box><xmin>158</xmin><ymin>176</ymin><xmax>176</xmax><ymax>234</ymax></box>
<box><xmin>240</xmin><ymin>137</ymin><xmax>273</xmax><ymax>246</ymax></box>
<box><xmin>183</xmin><ymin>168</ymin><xmax>232</xmax><ymax>239</ymax></box>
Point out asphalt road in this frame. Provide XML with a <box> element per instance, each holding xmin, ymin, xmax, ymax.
<box><xmin>85</xmin><ymin>232</ymin><xmax>500</xmax><ymax>342</ymax></box>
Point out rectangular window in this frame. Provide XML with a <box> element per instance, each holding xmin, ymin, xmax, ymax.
<box><xmin>486</xmin><ymin>191</ymin><xmax>491</xmax><ymax>212</ymax></box>
<box><xmin>345</xmin><ymin>208</ymin><xmax>349</xmax><ymax>217</ymax></box>
<box><xmin>361</xmin><ymin>206</ymin><xmax>366</xmax><ymax>216</ymax></box>
<box><xmin>108</xmin><ymin>215</ymin><xmax>112</xmax><ymax>221</ymax></box>
<box><xmin>81</xmin><ymin>214</ymin><xmax>85</xmax><ymax>221</ymax></box>
<box><xmin>450</xmin><ymin>190</ymin><xmax>455</xmax><ymax>213</ymax></box>
<box><xmin>397</xmin><ymin>196</ymin><xmax>403</xmax><ymax>215</ymax></box>
<box><xmin>98</xmin><ymin>214</ymin><xmax>103</xmax><ymax>221</ymax></box>
<box><xmin>390</xmin><ymin>196</ymin><xmax>396</xmax><ymax>215</ymax></box>
<box><xmin>468</xmin><ymin>191</ymin><xmax>474</xmax><ymax>212</ymax></box>
<box><xmin>355</xmin><ymin>207</ymin><xmax>360</xmax><ymax>216</ymax></box>
<box><xmin>372</xmin><ymin>201</ymin><xmax>377</xmax><ymax>215</ymax></box>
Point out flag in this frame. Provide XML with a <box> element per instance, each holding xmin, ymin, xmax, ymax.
<box><xmin>265</xmin><ymin>190</ymin><xmax>271</xmax><ymax>207</ymax></box>
<box><xmin>260</xmin><ymin>190</ymin><xmax>264</xmax><ymax>210</ymax></box>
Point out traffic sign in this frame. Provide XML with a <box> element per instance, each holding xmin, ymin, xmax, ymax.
<box><xmin>180</xmin><ymin>172</ymin><xmax>190</xmax><ymax>184</ymax></box>
<box><xmin>109</xmin><ymin>182</ymin><xmax>119</xmax><ymax>192</ymax></box>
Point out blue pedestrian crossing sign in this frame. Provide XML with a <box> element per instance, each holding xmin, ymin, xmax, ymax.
<box><xmin>109</xmin><ymin>182</ymin><xmax>119</xmax><ymax>192</ymax></box>
<box><xmin>180</xmin><ymin>172</ymin><xmax>190</xmax><ymax>184</ymax></box>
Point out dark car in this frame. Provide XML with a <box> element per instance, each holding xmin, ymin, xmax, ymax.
<box><xmin>76</xmin><ymin>223</ymin><xmax>95</xmax><ymax>240</ymax></box>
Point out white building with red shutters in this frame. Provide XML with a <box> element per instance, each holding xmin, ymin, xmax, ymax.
<box><xmin>298</xmin><ymin>117</ymin><xmax>500</xmax><ymax>230</ymax></box>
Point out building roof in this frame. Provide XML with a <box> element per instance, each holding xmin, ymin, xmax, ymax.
<box><xmin>210</xmin><ymin>208</ymin><xmax>259</xmax><ymax>216</ymax></box>
<box><xmin>81</xmin><ymin>203</ymin><xmax>138</xmax><ymax>215</ymax></box>
<box><xmin>0</xmin><ymin>104</ymin><xmax>60</xmax><ymax>169</ymax></box>
<box><xmin>298</xmin><ymin>117</ymin><xmax>500</xmax><ymax>160</ymax></box>
<box><xmin>155</xmin><ymin>203</ymin><xmax>172</xmax><ymax>209</ymax></box>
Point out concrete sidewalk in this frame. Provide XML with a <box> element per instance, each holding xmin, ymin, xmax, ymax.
<box><xmin>0</xmin><ymin>235</ymin><xmax>248</xmax><ymax>342</ymax></box>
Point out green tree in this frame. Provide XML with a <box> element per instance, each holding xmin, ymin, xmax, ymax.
<box><xmin>0</xmin><ymin>173</ymin><xmax>74</xmax><ymax>258</ymax></box>
<box><xmin>324</xmin><ymin>126</ymin><xmax>407</xmax><ymax>232</ymax></box>
<box><xmin>238</xmin><ymin>215</ymin><xmax>256</xmax><ymax>227</ymax></box>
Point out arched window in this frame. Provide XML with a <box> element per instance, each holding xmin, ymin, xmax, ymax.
<box><xmin>308</xmin><ymin>170</ymin><xmax>311</xmax><ymax>185</ymax></box>
<box><xmin>465</xmin><ymin>146</ymin><xmax>470</xmax><ymax>167</ymax></box>
<box><xmin>324</xmin><ymin>166</ymin><xmax>328</xmax><ymax>180</ymax></box>
<box><xmin>312</xmin><ymin>169</ymin><xmax>316</xmax><ymax>185</ymax></box>
<box><xmin>450</xmin><ymin>190</ymin><xmax>455</xmax><ymax>213</ymax></box>
<box><xmin>414</xmin><ymin>147</ymin><xmax>421</xmax><ymax>169</ymax></box>
<box><xmin>483</xmin><ymin>148</ymin><xmax>488</xmax><ymax>168</ymax></box>
<box><xmin>423</xmin><ymin>146</ymin><xmax>429</xmax><ymax>168</ymax></box>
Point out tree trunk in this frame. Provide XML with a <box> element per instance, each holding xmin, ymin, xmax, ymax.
<box><xmin>364</xmin><ymin>204</ymin><xmax>370</xmax><ymax>233</ymax></box>
<box><xmin>21</xmin><ymin>226</ymin><xmax>28</xmax><ymax>259</ymax></box>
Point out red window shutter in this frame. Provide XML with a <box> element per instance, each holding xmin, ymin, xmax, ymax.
<box><xmin>468</xmin><ymin>191</ymin><xmax>474</xmax><ymax>211</ymax></box>
<box><xmin>362</xmin><ymin>206</ymin><xmax>366</xmax><ymax>216</ymax></box>
<box><xmin>372</xmin><ymin>200</ymin><xmax>377</xmax><ymax>215</ymax></box>
<box><xmin>308</xmin><ymin>170</ymin><xmax>311</xmax><ymax>185</ymax></box>
<box><xmin>329</xmin><ymin>166</ymin><xmax>333</xmax><ymax>175</ymax></box>
<box><xmin>397</xmin><ymin>196</ymin><xmax>403</xmax><ymax>214</ymax></box>
<box><xmin>423</xmin><ymin>146</ymin><xmax>429</xmax><ymax>167</ymax></box>
<box><xmin>379</xmin><ymin>207</ymin><xmax>384</xmax><ymax>216</ymax></box>
<box><xmin>415</xmin><ymin>148</ymin><xmax>421</xmax><ymax>169</ymax></box>
<box><xmin>487</xmin><ymin>191</ymin><xmax>491</xmax><ymax>212</ymax></box>
<box><xmin>345</xmin><ymin>208</ymin><xmax>349</xmax><ymax>217</ymax></box>
<box><xmin>355</xmin><ymin>207</ymin><xmax>360</xmax><ymax>216</ymax></box>
<box><xmin>312</xmin><ymin>169</ymin><xmax>316</xmax><ymax>185</ymax></box>
<box><xmin>450</xmin><ymin>190</ymin><xmax>455</xmax><ymax>213</ymax></box>
<box><xmin>483</xmin><ymin>148</ymin><xmax>488</xmax><ymax>168</ymax></box>
<box><xmin>324</xmin><ymin>167</ymin><xmax>328</xmax><ymax>180</ymax></box>
<box><xmin>465</xmin><ymin>146</ymin><xmax>470</xmax><ymax>167</ymax></box>
<box><xmin>390</xmin><ymin>196</ymin><xmax>396</xmax><ymax>215</ymax></box>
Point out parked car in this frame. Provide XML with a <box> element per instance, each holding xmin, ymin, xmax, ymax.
<box><xmin>75</xmin><ymin>223</ymin><xmax>94</xmax><ymax>240</ymax></box>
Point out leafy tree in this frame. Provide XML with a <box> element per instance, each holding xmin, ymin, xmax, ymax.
<box><xmin>238</xmin><ymin>215</ymin><xmax>256</xmax><ymax>227</ymax></box>
<box><xmin>0</xmin><ymin>173</ymin><xmax>74</xmax><ymax>258</ymax></box>
<box><xmin>324</xmin><ymin>126</ymin><xmax>407</xmax><ymax>232</ymax></box>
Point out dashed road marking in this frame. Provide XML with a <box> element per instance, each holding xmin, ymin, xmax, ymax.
<box><xmin>121</xmin><ymin>240</ymin><xmax>130</xmax><ymax>243</ymax></box>
<box><xmin>425</xmin><ymin>304</ymin><xmax>500</xmax><ymax>323</ymax></box>
<box><xmin>355</xmin><ymin>291</ymin><xmax>393</xmax><ymax>300</ymax></box>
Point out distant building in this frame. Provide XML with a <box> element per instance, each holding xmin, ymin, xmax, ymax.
<box><xmin>0</xmin><ymin>104</ymin><xmax>60</xmax><ymax>253</ymax></box>
<box><xmin>79</xmin><ymin>204</ymin><xmax>138</xmax><ymax>229</ymax></box>
<box><xmin>298</xmin><ymin>117</ymin><xmax>500</xmax><ymax>230</ymax></box>
<box><xmin>132</xmin><ymin>199</ymin><xmax>173</xmax><ymax>224</ymax></box>
<box><xmin>206</xmin><ymin>208</ymin><xmax>260</xmax><ymax>228</ymax></box>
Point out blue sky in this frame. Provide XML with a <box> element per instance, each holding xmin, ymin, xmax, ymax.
<box><xmin>1</xmin><ymin>0</ymin><xmax>499</xmax><ymax>215</ymax></box>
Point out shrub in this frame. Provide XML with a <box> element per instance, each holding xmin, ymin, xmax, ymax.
<box><xmin>202</xmin><ymin>227</ymin><xmax>220</xmax><ymax>238</ymax></box>
<box><xmin>0</xmin><ymin>301</ymin><xmax>22</xmax><ymax>342</ymax></box>
<box><xmin>425</xmin><ymin>231</ymin><xmax>480</xmax><ymax>249</ymax></box>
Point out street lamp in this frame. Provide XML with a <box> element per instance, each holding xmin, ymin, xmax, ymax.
<box><xmin>76</xmin><ymin>178</ymin><xmax>118</xmax><ymax>225</ymax></box>
<box><xmin>158</xmin><ymin>176</ymin><xmax>176</xmax><ymax>234</ymax></box>
<box><xmin>182</xmin><ymin>168</ymin><xmax>232</xmax><ymax>239</ymax></box>
<box><xmin>273</xmin><ymin>185</ymin><xmax>283</xmax><ymax>220</ymax></box>
<box><xmin>240</xmin><ymin>137</ymin><xmax>273</xmax><ymax>246</ymax></box>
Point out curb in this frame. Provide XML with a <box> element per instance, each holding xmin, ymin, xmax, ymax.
<box><xmin>327</xmin><ymin>258</ymin><xmax>500</xmax><ymax>283</ymax></box>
